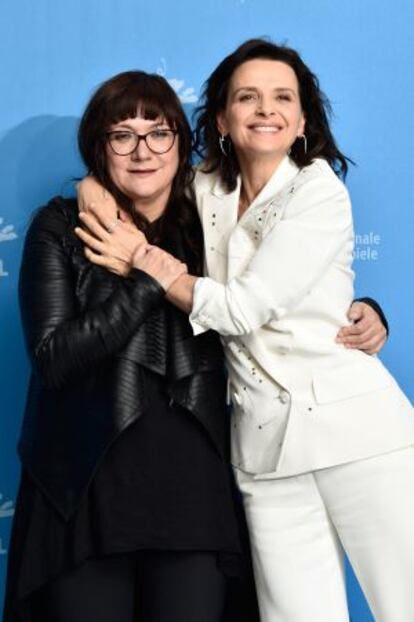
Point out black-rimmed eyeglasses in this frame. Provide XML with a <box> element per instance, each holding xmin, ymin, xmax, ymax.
<box><xmin>106</xmin><ymin>129</ymin><xmax>178</xmax><ymax>156</ymax></box>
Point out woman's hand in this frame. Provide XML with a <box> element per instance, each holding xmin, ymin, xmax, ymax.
<box><xmin>132</xmin><ymin>245</ymin><xmax>187</xmax><ymax>291</ymax></box>
<box><xmin>77</xmin><ymin>176</ymin><xmax>118</xmax><ymax>221</ymax></box>
<box><xmin>75</xmin><ymin>204</ymin><xmax>146</xmax><ymax>277</ymax></box>
<box><xmin>336</xmin><ymin>301</ymin><xmax>387</xmax><ymax>354</ymax></box>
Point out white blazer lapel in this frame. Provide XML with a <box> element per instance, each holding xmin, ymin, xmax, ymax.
<box><xmin>226</xmin><ymin>157</ymin><xmax>300</xmax><ymax>280</ymax></box>
<box><xmin>200</xmin><ymin>157</ymin><xmax>299</xmax><ymax>283</ymax></box>
<box><xmin>200</xmin><ymin>176</ymin><xmax>240</xmax><ymax>284</ymax></box>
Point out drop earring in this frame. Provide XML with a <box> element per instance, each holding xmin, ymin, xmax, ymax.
<box><xmin>219</xmin><ymin>134</ymin><xmax>229</xmax><ymax>157</ymax></box>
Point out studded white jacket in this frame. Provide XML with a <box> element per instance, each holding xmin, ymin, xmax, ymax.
<box><xmin>190</xmin><ymin>156</ymin><xmax>414</xmax><ymax>476</ymax></box>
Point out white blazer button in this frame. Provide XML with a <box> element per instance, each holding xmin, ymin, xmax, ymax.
<box><xmin>279</xmin><ymin>390</ymin><xmax>290</xmax><ymax>404</ymax></box>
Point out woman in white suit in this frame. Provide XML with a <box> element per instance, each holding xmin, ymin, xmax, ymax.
<box><xmin>167</xmin><ymin>39</ymin><xmax>414</xmax><ymax>621</ymax></box>
<box><xmin>169</xmin><ymin>40</ymin><xmax>414</xmax><ymax>621</ymax></box>
<box><xmin>76</xmin><ymin>40</ymin><xmax>411</xmax><ymax>621</ymax></box>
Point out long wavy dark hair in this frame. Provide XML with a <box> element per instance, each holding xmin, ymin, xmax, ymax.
<box><xmin>78</xmin><ymin>70</ymin><xmax>203</xmax><ymax>273</ymax></box>
<box><xmin>193</xmin><ymin>38</ymin><xmax>351</xmax><ymax>192</ymax></box>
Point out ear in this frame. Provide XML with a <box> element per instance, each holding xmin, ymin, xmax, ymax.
<box><xmin>216</xmin><ymin>110</ymin><xmax>228</xmax><ymax>136</ymax></box>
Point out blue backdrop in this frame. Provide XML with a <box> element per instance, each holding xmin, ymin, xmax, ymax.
<box><xmin>1</xmin><ymin>1</ymin><xmax>413</xmax><ymax>619</ymax></box>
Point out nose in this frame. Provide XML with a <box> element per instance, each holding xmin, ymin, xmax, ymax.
<box><xmin>256</xmin><ymin>96</ymin><xmax>275</xmax><ymax>117</ymax></box>
<box><xmin>131</xmin><ymin>137</ymin><xmax>151</xmax><ymax>160</ymax></box>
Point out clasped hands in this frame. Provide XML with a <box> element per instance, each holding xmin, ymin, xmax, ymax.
<box><xmin>74</xmin><ymin>204</ymin><xmax>187</xmax><ymax>292</ymax></box>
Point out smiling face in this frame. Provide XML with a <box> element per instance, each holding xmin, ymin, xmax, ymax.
<box><xmin>106</xmin><ymin>115</ymin><xmax>179</xmax><ymax>220</ymax></box>
<box><xmin>217</xmin><ymin>59</ymin><xmax>305</xmax><ymax>169</ymax></box>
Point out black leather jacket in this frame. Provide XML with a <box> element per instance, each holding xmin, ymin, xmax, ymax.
<box><xmin>18</xmin><ymin>198</ymin><xmax>228</xmax><ymax>520</ymax></box>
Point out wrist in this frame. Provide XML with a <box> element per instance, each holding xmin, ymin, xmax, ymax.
<box><xmin>131</xmin><ymin>244</ymin><xmax>148</xmax><ymax>269</ymax></box>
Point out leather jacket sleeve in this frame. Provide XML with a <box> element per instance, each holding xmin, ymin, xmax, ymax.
<box><xmin>19</xmin><ymin>200</ymin><xmax>165</xmax><ymax>390</ymax></box>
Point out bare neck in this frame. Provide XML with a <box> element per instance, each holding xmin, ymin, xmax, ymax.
<box><xmin>238</xmin><ymin>153</ymin><xmax>284</xmax><ymax>217</ymax></box>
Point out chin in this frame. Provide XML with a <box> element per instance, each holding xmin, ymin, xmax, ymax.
<box><xmin>247</xmin><ymin>146</ymin><xmax>286</xmax><ymax>159</ymax></box>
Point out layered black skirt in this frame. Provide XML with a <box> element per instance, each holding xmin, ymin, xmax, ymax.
<box><xmin>4</xmin><ymin>370</ymin><xmax>258</xmax><ymax>622</ymax></box>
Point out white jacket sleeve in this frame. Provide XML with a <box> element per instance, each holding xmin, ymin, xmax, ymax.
<box><xmin>190</xmin><ymin>173</ymin><xmax>353</xmax><ymax>336</ymax></box>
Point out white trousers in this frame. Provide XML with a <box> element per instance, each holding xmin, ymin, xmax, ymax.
<box><xmin>235</xmin><ymin>446</ymin><xmax>414</xmax><ymax>622</ymax></box>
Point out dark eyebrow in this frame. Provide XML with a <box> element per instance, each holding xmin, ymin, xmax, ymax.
<box><xmin>150</xmin><ymin>121</ymin><xmax>171</xmax><ymax>128</ymax></box>
<box><xmin>232</xmin><ymin>87</ymin><xmax>258</xmax><ymax>96</ymax></box>
<box><xmin>274</xmin><ymin>87</ymin><xmax>296</xmax><ymax>94</ymax></box>
<box><xmin>111</xmin><ymin>120</ymin><xmax>171</xmax><ymax>131</ymax></box>
<box><xmin>232</xmin><ymin>86</ymin><xmax>297</xmax><ymax>96</ymax></box>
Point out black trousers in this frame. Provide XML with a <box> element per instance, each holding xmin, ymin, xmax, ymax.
<box><xmin>32</xmin><ymin>551</ymin><xmax>226</xmax><ymax>622</ymax></box>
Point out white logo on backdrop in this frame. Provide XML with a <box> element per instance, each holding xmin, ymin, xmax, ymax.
<box><xmin>0</xmin><ymin>217</ymin><xmax>18</xmax><ymax>278</ymax></box>
<box><xmin>156</xmin><ymin>58</ymin><xmax>198</xmax><ymax>104</ymax></box>
<box><xmin>0</xmin><ymin>493</ymin><xmax>15</xmax><ymax>519</ymax></box>
<box><xmin>0</xmin><ymin>493</ymin><xmax>15</xmax><ymax>556</ymax></box>
<box><xmin>354</xmin><ymin>231</ymin><xmax>381</xmax><ymax>261</ymax></box>
<box><xmin>0</xmin><ymin>218</ymin><xmax>17</xmax><ymax>243</ymax></box>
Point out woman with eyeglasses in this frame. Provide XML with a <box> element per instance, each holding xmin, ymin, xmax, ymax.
<box><xmin>3</xmin><ymin>71</ymin><xmax>249</xmax><ymax>622</ymax></box>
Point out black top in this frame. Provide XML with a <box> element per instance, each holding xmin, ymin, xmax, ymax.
<box><xmin>17</xmin><ymin>199</ymin><xmax>229</xmax><ymax>520</ymax></box>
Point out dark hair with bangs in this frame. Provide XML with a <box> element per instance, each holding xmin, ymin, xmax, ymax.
<box><xmin>78</xmin><ymin>71</ymin><xmax>202</xmax><ymax>269</ymax></box>
<box><xmin>193</xmin><ymin>38</ymin><xmax>351</xmax><ymax>192</ymax></box>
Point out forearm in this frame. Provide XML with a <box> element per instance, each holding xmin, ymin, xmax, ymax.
<box><xmin>166</xmin><ymin>273</ymin><xmax>197</xmax><ymax>314</ymax></box>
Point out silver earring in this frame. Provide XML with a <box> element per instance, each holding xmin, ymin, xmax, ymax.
<box><xmin>299</xmin><ymin>134</ymin><xmax>307</xmax><ymax>154</ymax></box>
<box><xmin>219</xmin><ymin>134</ymin><xmax>229</xmax><ymax>157</ymax></box>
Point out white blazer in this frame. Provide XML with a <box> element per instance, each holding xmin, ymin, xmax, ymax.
<box><xmin>190</xmin><ymin>156</ymin><xmax>414</xmax><ymax>476</ymax></box>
